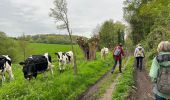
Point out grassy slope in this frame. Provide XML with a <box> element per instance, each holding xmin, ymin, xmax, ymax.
<box><xmin>112</xmin><ymin>57</ymin><xmax>135</xmax><ymax>100</ymax></box>
<box><xmin>0</xmin><ymin>43</ymin><xmax>113</xmax><ymax>100</ymax></box>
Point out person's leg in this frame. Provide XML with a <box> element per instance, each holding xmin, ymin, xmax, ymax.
<box><xmin>119</xmin><ymin>59</ymin><xmax>122</xmax><ymax>73</ymax></box>
<box><xmin>155</xmin><ymin>94</ymin><xmax>166</xmax><ymax>100</ymax></box>
<box><xmin>139</xmin><ymin>57</ymin><xmax>143</xmax><ymax>71</ymax></box>
<box><xmin>136</xmin><ymin>57</ymin><xmax>139</xmax><ymax>69</ymax></box>
<box><xmin>111</xmin><ymin>59</ymin><xmax>117</xmax><ymax>73</ymax></box>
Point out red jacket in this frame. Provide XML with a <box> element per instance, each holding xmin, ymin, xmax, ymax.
<box><xmin>112</xmin><ymin>46</ymin><xmax>124</xmax><ymax>61</ymax></box>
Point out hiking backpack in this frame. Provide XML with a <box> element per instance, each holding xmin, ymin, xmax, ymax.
<box><xmin>114</xmin><ymin>47</ymin><xmax>121</xmax><ymax>56</ymax></box>
<box><xmin>156</xmin><ymin>54</ymin><xmax>170</xmax><ymax>94</ymax></box>
<box><xmin>136</xmin><ymin>48</ymin><xmax>143</xmax><ymax>57</ymax></box>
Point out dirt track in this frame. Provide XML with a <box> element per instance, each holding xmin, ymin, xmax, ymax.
<box><xmin>77</xmin><ymin>57</ymin><xmax>130</xmax><ymax>100</ymax></box>
<box><xmin>126</xmin><ymin>69</ymin><xmax>155</xmax><ymax>100</ymax></box>
<box><xmin>77</xmin><ymin>69</ymin><xmax>113</xmax><ymax>100</ymax></box>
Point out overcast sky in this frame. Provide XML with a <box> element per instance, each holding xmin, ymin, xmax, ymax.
<box><xmin>0</xmin><ymin>0</ymin><xmax>125</xmax><ymax>37</ymax></box>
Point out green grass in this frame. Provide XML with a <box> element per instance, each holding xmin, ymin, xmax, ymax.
<box><xmin>28</xmin><ymin>43</ymin><xmax>83</xmax><ymax>60</ymax></box>
<box><xmin>112</xmin><ymin>57</ymin><xmax>135</xmax><ymax>100</ymax></box>
<box><xmin>0</xmin><ymin>43</ymin><xmax>113</xmax><ymax>100</ymax></box>
<box><xmin>92</xmin><ymin>57</ymin><xmax>128</xmax><ymax>99</ymax></box>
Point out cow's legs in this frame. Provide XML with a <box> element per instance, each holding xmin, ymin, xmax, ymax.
<box><xmin>59</xmin><ymin>65</ymin><xmax>63</xmax><ymax>73</ymax></box>
<box><xmin>43</xmin><ymin>72</ymin><xmax>47</xmax><ymax>78</ymax></box>
<box><xmin>2</xmin><ymin>75</ymin><xmax>5</xmax><ymax>82</ymax></box>
<box><xmin>48</xmin><ymin>63</ymin><xmax>54</xmax><ymax>75</ymax></box>
<box><xmin>7</xmin><ymin>67</ymin><xmax>14</xmax><ymax>81</ymax></box>
<box><xmin>63</xmin><ymin>65</ymin><xmax>65</xmax><ymax>70</ymax></box>
<box><xmin>50</xmin><ymin>65</ymin><xmax>54</xmax><ymax>75</ymax></box>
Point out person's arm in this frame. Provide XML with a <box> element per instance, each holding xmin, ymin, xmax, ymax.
<box><xmin>134</xmin><ymin>48</ymin><xmax>137</xmax><ymax>57</ymax></box>
<box><xmin>121</xmin><ymin>47</ymin><xmax>124</xmax><ymax>56</ymax></box>
<box><xmin>142</xmin><ymin>48</ymin><xmax>145</xmax><ymax>57</ymax></box>
<box><xmin>112</xmin><ymin>47</ymin><xmax>116</xmax><ymax>57</ymax></box>
<box><xmin>149</xmin><ymin>57</ymin><xmax>160</xmax><ymax>83</ymax></box>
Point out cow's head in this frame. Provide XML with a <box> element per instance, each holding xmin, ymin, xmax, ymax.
<box><xmin>19</xmin><ymin>58</ymin><xmax>36</xmax><ymax>80</ymax></box>
<box><xmin>55</xmin><ymin>52</ymin><xmax>66</xmax><ymax>63</ymax></box>
<box><xmin>0</xmin><ymin>55</ymin><xmax>12</xmax><ymax>72</ymax></box>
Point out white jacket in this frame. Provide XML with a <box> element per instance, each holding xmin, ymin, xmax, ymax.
<box><xmin>134</xmin><ymin>46</ymin><xmax>145</xmax><ymax>57</ymax></box>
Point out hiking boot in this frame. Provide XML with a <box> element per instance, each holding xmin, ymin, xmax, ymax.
<box><xmin>111</xmin><ymin>70</ymin><xmax>114</xmax><ymax>74</ymax></box>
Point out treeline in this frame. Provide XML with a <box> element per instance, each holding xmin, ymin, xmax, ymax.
<box><xmin>0</xmin><ymin>32</ymin><xmax>25</xmax><ymax>62</ymax></box>
<box><xmin>96</xmin><ymin>20</ymin><xmax>125</xmax><ymax>48</ymax></box>
<box><xmin>124</xmin><ymin>0</ymin><xmax>170</xmax><ymax>57</ymax></box>
<box><xmin>17</xmin><ymin>34</ymin><xmax>87</xmax><ymax>44</ymax></box>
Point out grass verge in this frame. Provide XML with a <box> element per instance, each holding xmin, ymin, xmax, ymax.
<box><xmin>112</xmin><ymin>57</ymin><xmax>134</xmax><ymax>100</ymax></box>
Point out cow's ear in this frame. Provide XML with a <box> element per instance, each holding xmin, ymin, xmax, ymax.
<box><xmin>55</xmin><ymin>53</ymin><xmax>60</xmax><ymax>58</ymax></box>
<box><xmin>19</xmin><ymin>62</ymin><xmax>25</xmax><ymax>65</ymax></box>
<box><xmin>62</xmin><ymin>52</ymin><xmax>65</xmax><ymax>55</ymax></box>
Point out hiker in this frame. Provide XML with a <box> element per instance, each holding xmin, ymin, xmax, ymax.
<box><xmin>111</xmin><ymin>43</ymin><xmax>124</xmax><ymax>73</ymax></box>
<box><xmin>149</xmin><ymin>41</ymin><xmax>170</xmax><ymax>100</ymax></box>
<box><xmin>134</xmin><ymin>44</ymin><xmax>145</xmax><ymax>71</ymax></box>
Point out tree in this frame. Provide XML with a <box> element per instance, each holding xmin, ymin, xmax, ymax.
<box><xmin>99</xmin><ymin>20</ymin><xmax>125</xmax><ymax>48</ymax></box>
<box><xmin>123</xmin><ymin>0</ymin><xmax>170</xmax><ymax>46</ymax></box>
<box><xmin>0</xmin><ymin>31</ymin><xmax>20</xmax><ymax>62</ymax></box>
<box><xmin>50</xmin><ymin>0</ymin><xmax>77</xmax><ymax>74</ymax></box>
<box><xmin>92</xmin><ymin>24</ymin><xmax>100</xmax><ymax>37</ymax></box>
<box><xmin>18</xmin><ymin>34</ymin><xmax>29</xmax><ymax>60</ymax></box>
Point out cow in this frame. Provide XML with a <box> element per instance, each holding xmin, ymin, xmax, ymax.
<box><xmin>101</xmin><ymin>47</ymin><xmax>109</xmax><ymax>59</ymax></box>
<box><xmin>65</xmin><ymin>51</ymin><xmax>74</xmax><ymax>63</ymax></box>
<box><xmin>55</xmin><ymin>51</ymin><xmax>74</xmax><ymax>72</ymax></box>
<box><xmin>0</xmin><ymin>55</ymin><xmax>14</xmax><ymax>82</ymax></box>
<box><xmin>19</xmin><ymin>53</ymin><xmax>53</xmax><ymax>80</ymax></box>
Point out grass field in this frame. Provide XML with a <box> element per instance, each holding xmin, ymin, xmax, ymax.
<box><xmin>0</xmin><ymin>43</ymin><xmax>113</xmax><ymax>100</ymax></box>
<box><xmin>28</xmin><ymin>43</ymin><xmax>83</xmax><ymax>60</ymax></box>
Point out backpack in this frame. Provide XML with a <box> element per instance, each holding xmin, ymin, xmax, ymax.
<box><xmin>137</xmin><ymin>48</ymin><xmax>143</xmax><ymax>57</ymax></box>
<box><xmin>114</xmin><ymin>47</ymin><xmax>121</xmax><ymax>56</ymax></box>
<box><xmin>156</xmin><ymin>54</ymin><xmax>170</xmax><ymax>94</ymax></box>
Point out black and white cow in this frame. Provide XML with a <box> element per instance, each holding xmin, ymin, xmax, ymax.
<box><xmin>19</xmin><ymin>53</ymin><xmax>53</xmax><ymax>80</ymax></box>
<box><xmin>55</xmin><ymin>51</ymin><xmax>74</xmax><ymax>72</ymax></box>
<box><xmin>0</xmin><ymin>55</ymin><xmax>14</xmax><ymax>82</ymax></box>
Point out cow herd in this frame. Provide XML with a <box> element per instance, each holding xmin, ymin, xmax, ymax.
<box><xmin>0</xmin><ymin>51</ymin><xmax>74</xmax><ymax>82</ymax></box>
<box><xmin>0</xmin><ymin>47</ymin><xmax>108</xmax><ymax>82</ymax></box>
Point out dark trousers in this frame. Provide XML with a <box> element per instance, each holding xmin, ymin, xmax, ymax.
<box><xmin>136</xmin><ymin>57</ymin><xmax>143</xmax><ymax>70</ymax></box>
<box><xmin>155</xmin><ymin>94</ymin><xmax>169</xmax><ymax>100</ymax></box>
<box><xmin>112</xmin><ymin>59</ymin><xmax>122</xmax><ymax>72</ymax></box>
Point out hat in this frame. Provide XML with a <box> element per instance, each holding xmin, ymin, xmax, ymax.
<box><xmin>119</xmin><ymin>43</ymin><xmax>122</xmax><ymax>46</ymax></box>
<box><xmin>137</xmin><ymin>44</ymin><xmax>142</xmax><ymax>46</ymax></box>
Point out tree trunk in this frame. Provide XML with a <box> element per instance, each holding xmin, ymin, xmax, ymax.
<box><xmin>66</xmin><ymin>26</ymin><xmax>77</xmax><ymax>75</ymax></box>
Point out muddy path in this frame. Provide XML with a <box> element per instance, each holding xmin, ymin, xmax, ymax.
<box><xmin>77</xmin><ymin>68</ymin><xmax>113</xmax><ymax>100</ymax></box>
<box><xmin>126</xmin><ymin>69</ymin><xmax>155</xmax><ymax>100</ymax></box>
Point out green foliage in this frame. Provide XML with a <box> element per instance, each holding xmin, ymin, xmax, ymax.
<box><xmin>0</xmin><ymin>32</ymin><xmax>20</xmax><ymax>62</ymax></box>
<box><xmin>124</xmin><ymin>0</ymin><xmax>170</xmax><ymax>62</ymax></box>
<box><xmin>99</xmin><ymin>20</ymin><xmax>125</xmax><ymax>48</ymax></box>
<box><xmin>112</xmin><ymin>57</ymin><xmax>134</xmax><ymax>100</ymax></box>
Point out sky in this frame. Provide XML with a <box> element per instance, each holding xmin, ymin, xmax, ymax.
<box><xmin>0</xmin><ymin>0</ymin><xmax>125</xmax><ymax>38</ymax></box>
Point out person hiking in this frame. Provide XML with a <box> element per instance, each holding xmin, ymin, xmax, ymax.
<box><xmin>111</xmin><ymin>43</ymin><xmax>124</xmax><ymax>73</ymax></box>
<box><xmin>149</xmin><ymin>41</ymin><xmax>170</xmax><ymax>100</ymax></box>
<box><xmin>134</xmin><ymin>44</ymin><xmax>145</xmax><ymax>71</ymax></box>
